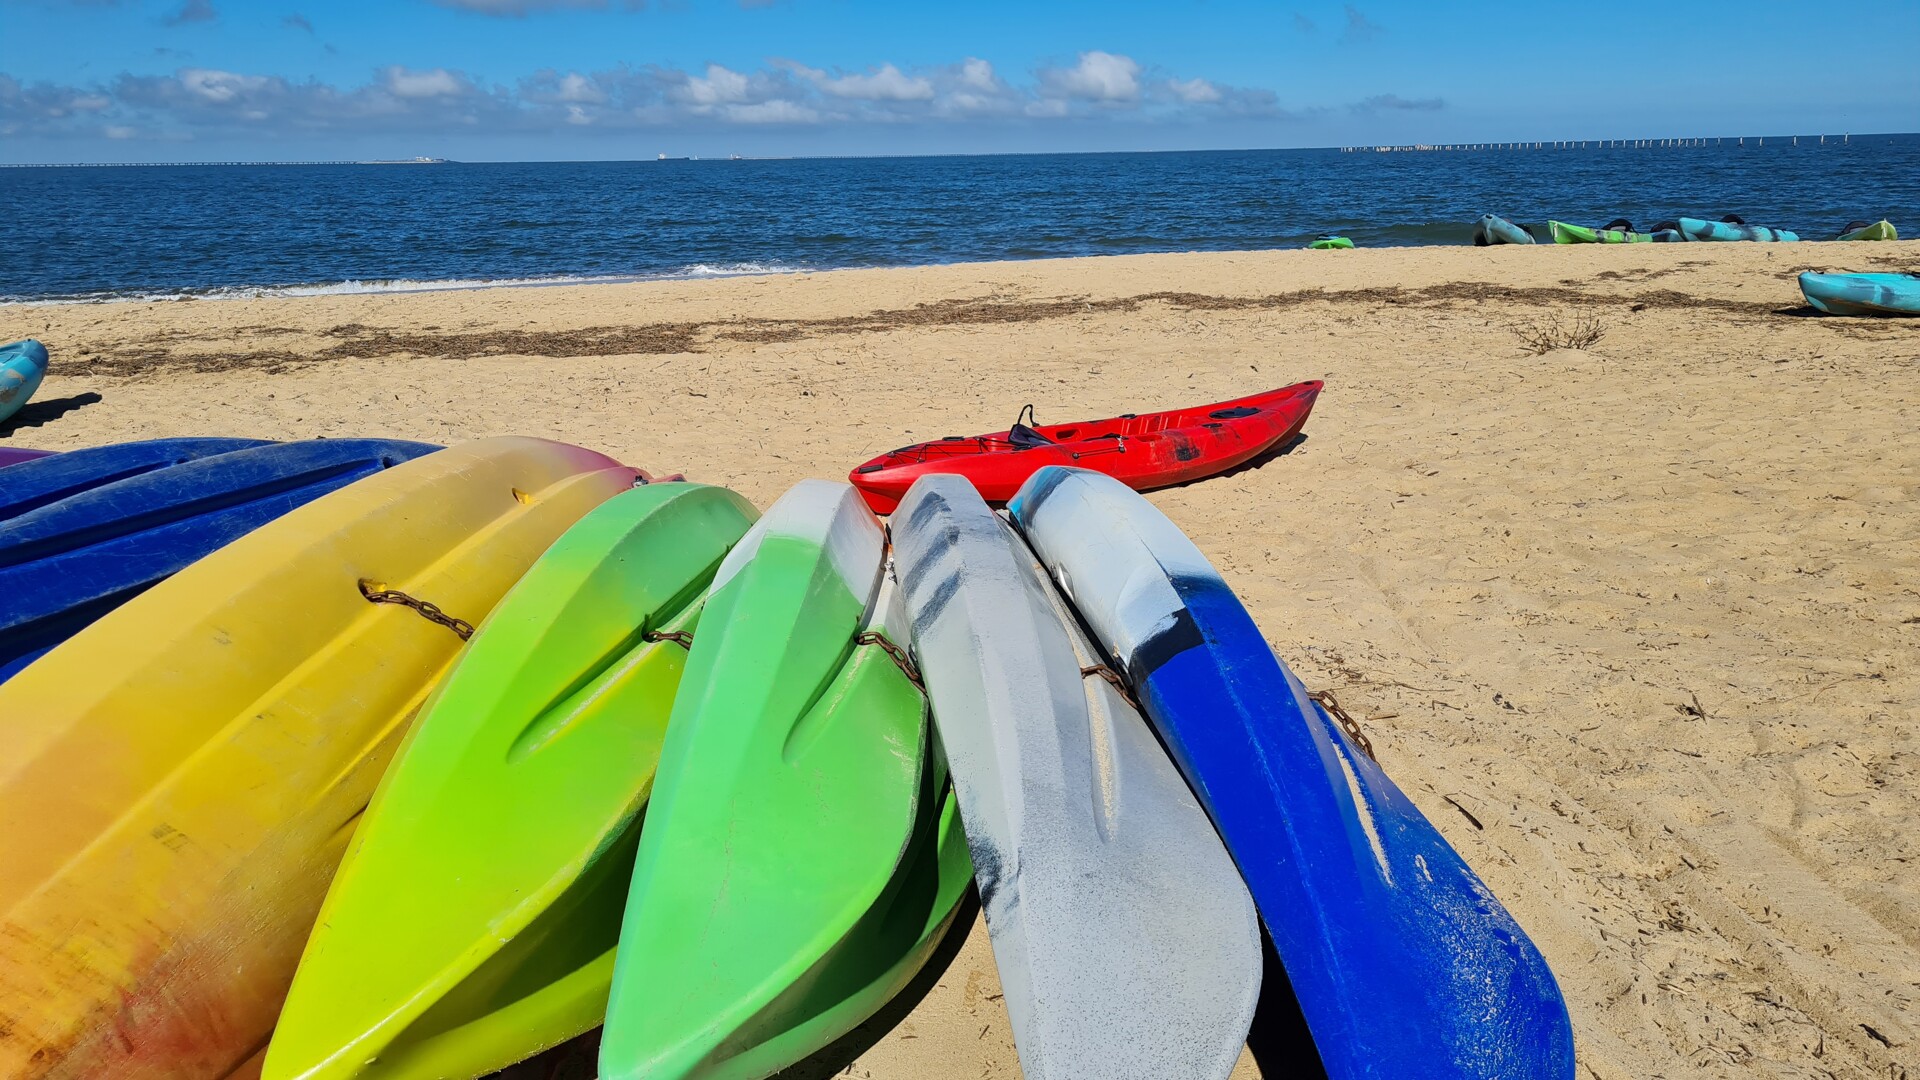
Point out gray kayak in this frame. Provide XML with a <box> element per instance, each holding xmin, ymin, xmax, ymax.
<box><xmin>892</xmin><ymin>474</ymin><xmax>1261</xmax><ymax>1080</ymax></box>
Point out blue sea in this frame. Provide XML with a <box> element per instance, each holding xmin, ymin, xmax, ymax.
<box><xmin>4</xmin><ymin>134</ymin><xmax>1917</xmax><ymax>304</ymax></box>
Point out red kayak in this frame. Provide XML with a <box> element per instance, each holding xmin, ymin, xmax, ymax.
<box><xmin>849</xmin><ymin>380</ymin><xmax>1322</xmax><ymax>513</ymax></box>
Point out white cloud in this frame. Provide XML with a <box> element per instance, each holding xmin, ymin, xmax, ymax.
<box><xmin>382</xmin><ymin>67</ymin><xmax>467</xmax><ymax>99</ymax></box>
<box><xmin>1024</xmin><ymin>98</ymin><xmax>1069</xmax><ymax>118</ymax></box>
<box><xmin>1167</xmin><ymin>77</ymin><xmax>1221</xmax><ymax>104</ymax></box>
<box><xmin>675</xmin><ymin>64</ymin><xmax>751</xmax><ymax>107</ymax></box>
<box><xmin>103</xmin><ymin>124</ymin><xmax>138</xmax><ymax>139</ymax></box>
<box><xmin>180</xmin><ymin>68</ymin><xmax>273</xmax><ymax>104</ymax></box>
<box><xmin>816</xmin><ymin>63</ymin><xmax>933</xmax><ymax>102</ymax></box>
<box><xmin>959</xmin><ymin>58</ymin><xmax>996</xmax><ymax>91</ymax></box>
<box><xmin>725</xmin><ymin>99</ymin><xmax>818</xmax><ymax>124</ymax></box>
<box><xmin>1039</xmin><ymin>51</ymin><xmax>1141</xmax><ymax>103</ymax></box>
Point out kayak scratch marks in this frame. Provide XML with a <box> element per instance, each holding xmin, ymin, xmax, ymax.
<box><xmin>1335</xmin><ymin>745</ymin><xmax>1392</xmax><ymax>885</ymax></box>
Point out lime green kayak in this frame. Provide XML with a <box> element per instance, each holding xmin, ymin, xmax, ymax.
<box><xmin>263</xmin><ymin>482</ymin><xmax>758</xmax><ymax>1080</ymax></box>
<box><xmin>1837</xmin><ymin>219</ymin><xmax>1897</xmax><ymax>241</ymax></box>
<box><xmin>1309</xmin><ymin>236</ymin><xmax>1354</xmax><ymax>249</ymax></box>
<box><xmin>1549</xmin><ymin>220</ymin><xmax>1650</xmax><ymax>244</ymax></box>
<box><xmin>600</xmin><ymin>480</ymin><xmax>970</xmax><ymax>1080</ymax></box>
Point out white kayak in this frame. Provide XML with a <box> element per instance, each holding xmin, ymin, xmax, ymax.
<box><xmin>892</xmin><ymin>473</ymin><xmax>1261</xmax><ymax>1080</ymax></box>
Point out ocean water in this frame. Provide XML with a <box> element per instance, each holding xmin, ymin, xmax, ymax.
<box><xmin>4</xmin><ymin>135</ymin><xmax>1917</xmax><ymax>303</ymax></box>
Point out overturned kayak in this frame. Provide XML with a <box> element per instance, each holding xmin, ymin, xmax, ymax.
<box><xmin>265</xmin><ymin>481</ymin><xmax>758</xmax><ymax>1080</ymax></box>
<box><xmin>1677</xmin><ymin>216</ymin><xmax>1798</xmax><ymax>242</ymax></box>
<box><xmin>849</xmin><ymin>381</ymin><xmax>1321</xmax><ymax>514</ymax></box>
<box><xmin>1799</xmin><ymin>272</ymin><xmax>1920</xmax><ymax>316</ymax></box>
<box><xmin>0</xmin><ymin>437</ymin><xmax>638</xmax><ymax>1080</ymax></box>
<box><xmin>1835</xmin><ymin>219</ymin><xmax>1897</xmax><ymax>241</ymax></box>
<box><xmin>0</xmin><ymin>447</ymin><xmax>51</xmax><ymax>468</ymax></box>
<box><xmin>1309</xmin><ymin>235</ymin><xmax>1355</xmax><ymax>249</ymax></box>
<box><xmin>0</xmin><ymin>340</ymin><xmax>49</xmax><ymax>426</ymax></box>
<box><xmin>601</xmin><ymin>480</ymin><xmax>969</xmax><ymax>1080</ymax></box>
<box><xmin>0</xmin><ymin>439</ymin><xmax>438</xmax><ymax>683</ymax></box>
<box><xmin>1548</xmin><ymin>220</ymin><xmax>1650</xmax><ymax>244</ymax></box>
<box><xmin>893</xmin><ymin>475</ymin><xmax>1261</xmax><ymax>1079</ymax></box>
<box><xmin>1474</xmin><ymin>214</ymin><xmax>1535</xmax><ymax>245</ymax></box>
<box><xmin>0</xmin><ymin>436</ymin><xmax>271</xmax><ymax>520</ymax></box>
<box><xmin>1009</xmin><ymin>467</ymin><xmax>1575</xmax><ymax>1080</ymax></box>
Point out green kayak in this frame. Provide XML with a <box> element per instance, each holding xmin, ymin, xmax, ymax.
<box><xmin>1309</xmin><ymin>235</ymin><xmax>1354</xmax><ymax>249</ymax></box>
<box><xmin>600</xmin><ymin>479</ymin><xmax>970</xmax><ymax>1080</ymax></box>
<box><xmin>262</xmin><ymin>482</ymin><xmax>758</xmax><ymax>1080</ymax></box>
<box><xmin>1549</xmin><ymin>220</ymin><xmax>1651</xmax><ymax>244</ymax></box>
<box><xmin>1837</xmin><ymin>219</ymin><xmax>1897</xmax><ymax>241</ymax></box>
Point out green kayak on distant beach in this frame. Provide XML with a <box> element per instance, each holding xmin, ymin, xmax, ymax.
<box><xmin>1835</xmin><ymin>219</ymin><xmax>1897</xmax><ymax>241</ymax></box>
<box><xmin>1549</xmin><ymin>220</ymin><xmax>1651</xmax><ymax>244</ymax></box>
<box><xmin>1309</xmin><ymin>235</ymin><xmax>1354</xmax><ymax>249</ymax></box>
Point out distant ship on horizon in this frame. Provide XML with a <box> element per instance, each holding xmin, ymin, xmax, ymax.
<box><xmin>359</xmin><ymin>156</ymin><xmax>455</xmax><ymax>165</ymax></box>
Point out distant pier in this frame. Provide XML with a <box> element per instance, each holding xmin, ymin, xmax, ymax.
<box><xmin>1339</xmin><ymin>134</ymin><xmax>1851</xmax><ymax>152</ymax></box>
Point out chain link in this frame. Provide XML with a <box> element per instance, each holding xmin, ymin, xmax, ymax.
<box><xmin>358</xmin><ymin>581</ymin><xmax>475</xmax><ymax>641</ymax></box>
<box><xmin>1079</xmin><ymin>664</ymin><xmax>1141</xmax><ymax>712</ymax></box>
<box><xmin>854</xmin><ymin>631</ymin><xmax>924</xmax><ymax>693</ymax></box>
<box><xmin>644</xmin><ymin>629</ymin><xmax>695</xmax><ymax>649</ymax></box>
<box><xmin>1309</xmin><ymin>688</ymin><xmax>1376</xmax><ymax>761</ymax></box>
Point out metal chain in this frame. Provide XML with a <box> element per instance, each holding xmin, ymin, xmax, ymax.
<box><xmin>1079</xmin><ymin>664</ymin><xmax>1141</xmax><ymax>712</ymax></box>
<box><xmin>1309</xmin><ymin>689</ymin><xmax>1376</xmax><ymax>761</ymax></box>
<box><xmin>855</xmin><ymin>631</ymin><xmax>924</xmax><ymax>693</ymax></box>
<box><xmin>644</xmin><ymin>629</ymin><xmax>694</xmax><ymax>649</ymax></box>
<box><xmin>359</xmin><ymin>581</ymin><xmax>475</xmax><ymax>641</ymax></box>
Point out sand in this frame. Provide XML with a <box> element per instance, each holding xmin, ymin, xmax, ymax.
<box><xmin>4</xmin><ymin>240</ymin><xmax>1917</xmax><ymax>1079</ymax></box>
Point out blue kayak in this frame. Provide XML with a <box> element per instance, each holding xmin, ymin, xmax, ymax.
<box><xmin>1800</xmin><ymin>272</ymin><xmax>1920</xmax><ymax>316</ymax></box>
<box><xmin>1009</xmin><ymin>466</ymin><xmax>1574</xmax><ymax>1080</ymax></box>
<box><xmin>0</xmin><ymin>340</ymin><xmax>49</xmax><ymax>427</ymax></box>
<box><xmin>0</xmin><ymin>438</ymin><xmax>438</xmax><ymax>682</ymax></box>
<box><xmin>1474</xmin><ymin>214</ymin><xmax>1535</xmax><ymax>245</ymax></box>
<box><xmin>1677</xmin><ymin>217</ymin><xmax>1798</xmax><ymax>242</ymax></box>
<box><xmin>0</xmin><ymin>437</ymin><xmax>273</xmax><ymax>520</ymax></box>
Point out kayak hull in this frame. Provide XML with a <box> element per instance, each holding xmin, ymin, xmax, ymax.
<box><xmin>1475</xmin><ymin>214</ymin><xmax>1535</xmax><ymax>245</ymax></box>
<box><xmin>1836</xmin><ymin>220</ymin><xmax>1897</xmax><ymax>241</ymax></box>
<box><xmin>0</xmin><ymin>437</ymin><xmax>638</xmax><ymax>1080</ymax></box>
<box><xmin>0</xmin><ymin>340</ymin><xmax>49</xmax><ymax>426</ymax></box>
<box><xmin>0</xmin><ymin>437</ymin><xmax>273</xmax><ymax>520</ymax></box>
<box><xmin>0</xmin><ymin>439</ymin><xmax>439</xmax><ymax>683</ymax></box>
<box><xmin>264</xmin><ymin>482</ymin><xmax>759</xmax><ymax>1080</ymax></box>
<box><xmin>0</xmin><ymin>447</ymin><xmax>51</xmax><ymax>468</ymax></box>
<box><xmin>1310</xmin><ymin>236</ymin><xmax>1354</xmax><ymax>249</ymax></box>
<box><xmin>1799</xmin><ymin>272</ymin><xmax>1920</xmax><ymax>316</ymax></box>
<box><xmin>850</xmin><ymin>381</ymin><xmax>1321</xmax><ymax>514</ymax></box>
<box><xmin>1548</xmin><ymin>220</ymin><xmax>1648</xmax><ymax>244</ymax></box>
<box><xmin>601</xmin><ymin>480</ymin><xmax>969</xmax><ymax>1080</ymax></box>
<box><xmin>1008</xmin><ymin>467</ymin><xmax>1574</xmax><ymax>1080</ymax></box>
<box><xmin>1677</xmin><ymin>217</ymin><xmax>1798</xmax><ymax>242</ymax></box>
<box><xmin>894</xmin><ymin>475</ymin><xmax>1261</xmax><ymax>1078</ymax></box>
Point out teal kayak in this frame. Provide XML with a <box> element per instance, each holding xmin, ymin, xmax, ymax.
<box><xmin>1799</xmin><ymin>272</ymin><xmax>1920</xmax><ymax>316</ymax></box>
<box><xmin>1677</xmin><ymin>217</ymin><xmax>1798</xmax><ymax>242</ymax></box>
<box><xmin>0</xmin><ymin>340</ymin><xmax>49</xmax><ymax>427</ymax></box>
<box><xmin>1474</xmin><ymin>214</ymin><xmax>1535</xmax><ymax>245</ymax></box>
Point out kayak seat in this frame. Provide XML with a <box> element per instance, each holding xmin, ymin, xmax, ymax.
<box><xmin>1007</xmin><ymin>404</ymin><xmax>1055</xmax><ymax>450</ymax></box>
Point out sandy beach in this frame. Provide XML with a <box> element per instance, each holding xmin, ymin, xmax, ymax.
<box><xmin>4</xmin><ymin>240</ymin><xmax>1917</xmax><ymax>1079</ymax></box>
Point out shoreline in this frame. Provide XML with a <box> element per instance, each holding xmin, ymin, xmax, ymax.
<box><xmin>3</xmin><ymin>242</ymin><xmax>1917</xmax><ymax>1079</ymax></box>
<box><xmin>5</xmin><ymin>233</ymin><xmax>1913</xmax><ymax>309</ymax></box>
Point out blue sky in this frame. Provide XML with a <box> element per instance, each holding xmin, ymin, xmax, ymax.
<box><xmin>2</xmin><ymin>0</ymin><xmax>1916</xmax><ymax>162</ymax></box>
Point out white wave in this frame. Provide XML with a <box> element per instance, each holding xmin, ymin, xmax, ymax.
<box><xmin>0</xmin><ymin>261</ymin><xmax>817</xmax><ymax>306</ymax></box>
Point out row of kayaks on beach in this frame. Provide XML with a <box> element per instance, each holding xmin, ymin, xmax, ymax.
<box><xmin>1311</xmin><ymin>215</ymin><xmax>1899</xmax><ymax>251</ymax></box>
<box><xmin>0</xmin><ymin>408</ymin><xmax>1578</xmax><ymax>1079</ymax></box>
<box><xmin>1480</xmin><ymin>214</ymin><xmax>1900</xmax><ymax>245</ymax></box>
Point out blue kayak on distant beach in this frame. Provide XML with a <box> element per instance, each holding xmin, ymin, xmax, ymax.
<box><xmin>0</xmin><ymin>437</ymin><xmax>438</xmax><ymax>682</ymax></box>
<box><xmin>1799</xmin><ymin>272</ymin><xmax>1920</xmax><ymax>316</ymax></box>
<box><xmin>1010</xmin><ymin>467</ymin><xmax>1575</xmax><ymax>1080</ymax></box>
<box><xmin>1474</xmin><ymin>214</ymin><xmax>1536</xmax><ymax>245</ymax></box>
<box><xmin>1677</xmin><ymin>216</ymin><xmax>1798</xmax><ymax>242</ymax></box>
<box><xmin>0</xmin><ymin>340</ymin><xmax>50</xmax><ymax>427</ymax></box>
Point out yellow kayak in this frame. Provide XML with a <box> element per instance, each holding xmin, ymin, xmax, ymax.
<box><xmin>0</xmin><ymin>436</ymin><xmax>638</xmax><ymax>1080</ymax></box>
